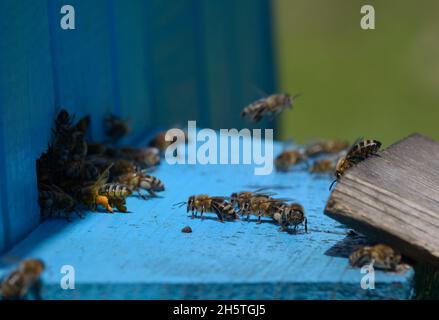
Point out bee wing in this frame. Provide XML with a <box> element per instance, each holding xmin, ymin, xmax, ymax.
<box><xmin>211</xmin><ymin>196</ymin><xmax>229</xmax><ymax>202</ymax></box>
<box><xmin>90</xmin><ymin>164</ymin><xmax>112</xmax><ymax>192</ymax></box>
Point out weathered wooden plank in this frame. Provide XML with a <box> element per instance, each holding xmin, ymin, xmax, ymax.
<box><xmin>325</xmin><ymin>133</ymin><xmax>439</xmax><ymax>267</ymax></box>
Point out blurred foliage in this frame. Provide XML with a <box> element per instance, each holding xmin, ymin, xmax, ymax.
<box><xmin>273</xmin><ymin>0</ymin><xmax>439</xmax><ymax>146</ymax></box>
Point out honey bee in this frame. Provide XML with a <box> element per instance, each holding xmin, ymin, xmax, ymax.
<box><xmin>1</xmin><ymin>259</ymin><xmax>45</xmax><ymax>300</ymax></box>
<box><xmin>305</xmin><ymin>139</ymin><xmax>349</xmax><ymax>157</ymax></box>
<box><xmin>78</xmin><ymin>165</ymin><xmax>113</xmax><ymax>213</ymax></box>
<box><xmin>115</xmin><ymin>172</ymin><xmax>164</xmax><ymax>198</ymax></box>
<box><xmin>75</xmin><ymin>115</ymin><xmax>91</xmax><ymax>135</ymax></box>
<box><xmin>349</xmin><ymin>244</ymin><xmax>401</xmax><ymax>271</ymax></box>
<box><xmin>185</xmin><ymin>195</ymin><xmax>233</xmax><ymax>221</ymax></box>
<box><xmin>241</xmin><ymin>93</ymin><xmax>300</xmax><ymax>123</ymax></box>
<box><xmin>309</xmin><ymin>158</ymin><xmax>337</xmax><ymax>174</ymax></box>
<box><xmin>243</xmin><ymin>196</ymin><xmax>290</xmax><ymax>223</ymax></box>
<box><xmin>230</xmin><ymin>188</ymin><xmax>275</xmax><ymax>214</ymax></box>
<box><xmin>98</xmin><ymin>183</ymin><xmax>132</xmax><ymax>212</ymax></box>
<box><xmin>275</xmin><ymin>149</ymin><xmax>307</xmax><ymax>172</ymax></box>
<box><xmin>211</xmin><ymin>201</ymin><xmax>240</xmax><ymax>222</ymax></box>
<box><xmin>329</xmin><ymin>138</ymin><xmax>381</xmax><ymax>190</ymax></box>
<box><xmin>38</xmin><ymin>184</ymin><xmax>80</xmax><ymax>220</ymax></box>
<box><xmin>104</xmin><ymin>113</ymin><xmax>130</xmax><ymax>144</ymax></box>
<box><xmin>272</xmin><ymin>203</ymin><xmax>307</xmax><ymax>232</ymax></box>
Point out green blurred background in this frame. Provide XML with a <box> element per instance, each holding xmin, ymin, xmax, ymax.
<box><xmin>273</xmin><ymin>0</ymin><xmax>439</xmax><ymax>146</ymax></box>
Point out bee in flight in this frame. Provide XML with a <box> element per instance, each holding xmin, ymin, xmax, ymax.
<box><xmin>349</xmin><ymin>244</ymin><xmax>401</xmax><ymax>271</ymax></box>
<box><xmin>0</xmin><ymin>259</ymin><xmax>45</xmax><ymax>300</ymax></box>
<box><xmin>329</xmin><ymin>138</ymin><xmax>382</xmax><ymax>190</ymax></box>
<box><xmin>241</xmin><ymin>93</ymin><xmax>300</xmax><ymax>123</ymax></box>
<box><xmin>272</xmin><ymin>203</ymin><xmax>307</xmax><ymax>233</ymax></box>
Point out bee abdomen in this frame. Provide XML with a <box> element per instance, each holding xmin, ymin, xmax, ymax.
<box><xmin>99</xmin><ymin>183</ymin><xmax>131</xmax><ymax>198</ymax></box>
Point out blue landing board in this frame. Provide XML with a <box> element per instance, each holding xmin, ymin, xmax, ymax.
<box><xmin>0</xmin><ymin>142</ymin><xmax>414</xmax><ymax>299</ymax></box>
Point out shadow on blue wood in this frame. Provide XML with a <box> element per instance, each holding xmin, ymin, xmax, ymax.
<box><xmin>0</xmin><ymin>0</ymin><xmax>276</xmax><ymax>252</ymax></box>
<box><xmin>0</xmin><ymin>0</ymin><xmax>54</xmax><ymax>252</ymax></box>
<box><xmin>0</xmin><ymin>140</ymin><xmax>414</xmax><ymax>299</ymax></box>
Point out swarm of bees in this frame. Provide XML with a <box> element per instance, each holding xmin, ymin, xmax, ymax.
<box><xmin>274</xmin><ymin>139</ymin><xmax>350</xmax><ymax>173</ymax></box>
<box><xmin>0</xmin><ymin>259</ymin><xmax>45</xmax><ymax>300</ymax></box>
<box><xmin>241</xmin><ymin>93</ymin><xmax>300</xmax><ymax>123</ymax></box>
<box><xmin>36</xmin><ymin>109</ymin><xmax>166</xmax><ymax>218</ymax></box>
<box><xmin>179</xmin><ymin>189</ymin><xmax>307</xmax><ymax>233</ymax></box>
<box><xmin>349</xmin><ymin>244</ymin><xmax>402</xmax><ymax>271</ymax></box>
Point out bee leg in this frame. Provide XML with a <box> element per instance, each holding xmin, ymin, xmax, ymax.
<box><xmin>216</xmin><ymin>211</ymin><xmax>224</xmax><ymax>222</ymax></box>
<box><xmin>256</xmin><ymin>210</ymin><xmax>262</xmax><ymax>224</ymax></box>
<box><xmin>30</xmin><ymin>280</ymin><xmax>43</xmax><ymax>300</ymax></box>
<box><xmin>147</xmin><ymin>189</ymin><xmax>157</xmax><ymax>197</ymax></box>
<box><xmin>200</xmin><ymin>206</ymin><xmax>205</xmax><ymax>220</ymax></box>
<box><xmin>191</xmin><ymin>208</ymin><xmax>195</xmax><ymax>219</ymax></box>
<box><xmin>137</xmin><ymin>190</ymin><xmax>148</xmax><ymax>200</ymax></box>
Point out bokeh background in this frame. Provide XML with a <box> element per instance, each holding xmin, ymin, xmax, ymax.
<box><xmin>274</xmin><ymin>0</ymin><xmax>439</xmax><ymax>145</ymax></box>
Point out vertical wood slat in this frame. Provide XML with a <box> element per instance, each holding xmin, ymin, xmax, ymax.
<box><xmin>0</xmin><ymin>0</ymin><xmax>55</xmax><ymax>252</ymax></box>
<box><xmin>0</xmin><ymin>0</ymin><xmax>276</xmax><ymax>252</ymax></box>
<box><xmin>47</xmin><ymin>0</ymin><xmax>116</xmax><ymax>141</ymax></box>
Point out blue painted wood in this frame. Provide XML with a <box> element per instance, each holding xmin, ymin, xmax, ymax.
<box><xmin>0</xmin><ymin>140</ymin><xmax>414</xmax><ymax>299</ymax></box>
<box><xmin>0</xmin><ymin>0</ymin><xmax>55</xmax><ymax>252</ymax></box>
<box><xmin>47</xmin><ymin>0</ymin><xmax>116</xmax><ymax>140</ymax></box>
<box><xmin>0</xmin><ymin>0</ymin><xmax>276</xmax><ymax>253</ymax></box>
<box><xmin>107</xmin><ymin>0</ymin><xmax>154</xmax><ymax>131</ymax></box>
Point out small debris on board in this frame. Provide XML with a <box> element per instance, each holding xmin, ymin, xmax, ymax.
<box><xmin>181</xmin><ymin>226</ymin><xmax>192</xmax><ymax>233</ymax></box>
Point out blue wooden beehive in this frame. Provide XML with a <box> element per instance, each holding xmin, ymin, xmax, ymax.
<box><xmin>0</xmin><ymin>0</ymin><xmax>414</xmax><ymax>299</ymax></box>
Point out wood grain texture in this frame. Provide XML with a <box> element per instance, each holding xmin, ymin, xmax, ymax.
<box><xmin>0</xmin><ymin>140</ymin><xmax>413</xmax><ymax>299</ymax></box>
<box><xmin>325</xmin><ymin>133</ymin><xmax>439</xmax><ymax>267</ymax></box>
